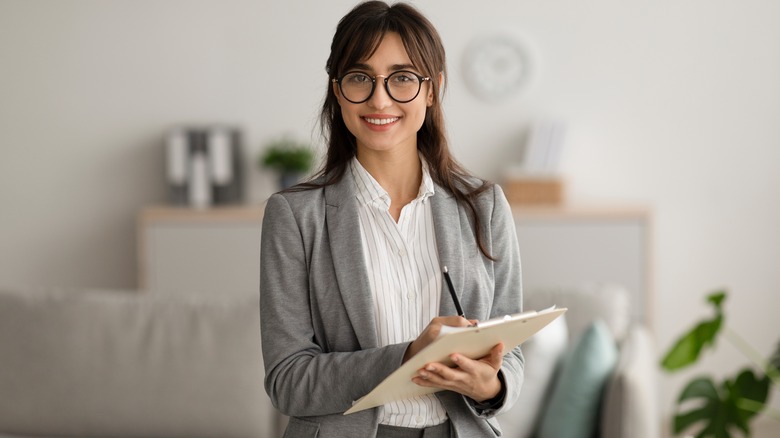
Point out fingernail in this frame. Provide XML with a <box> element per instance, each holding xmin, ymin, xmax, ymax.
<box><xmin>419</xmin><ymin>371</ymin><xmax>428</xmax><ymax>378</ymax></box>
<box><xmin>451</xmin><ymin>355</ymin><xmax>459</xmax><ymax>362</ymax></box>
<box><xmin>426</xmin><ymin>365</ymin><xmax>435</xmax><ymax>371</ymax></box>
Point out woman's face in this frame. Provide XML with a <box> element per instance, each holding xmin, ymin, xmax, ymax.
<box><xmin>334</xmin><ymin>32</ymin><xmax>433</xmax><ymax>159</ymax></box>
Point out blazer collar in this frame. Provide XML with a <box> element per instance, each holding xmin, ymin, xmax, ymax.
<box><xmin>324</xmin><ymin>173</ymin><xmax>379</xmax><ymax>350</ymax></box>
<box><xmin>324</xmin><ymin>173</ymin><xmax>466</xmax><ymax>349</ymax></box>
<box><xmin>429</xmin><ymin>186</ymin><xmax>467</xmax><ymax>317</ymax></box>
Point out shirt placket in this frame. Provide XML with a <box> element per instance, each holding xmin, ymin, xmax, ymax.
<box><xmin>395</xmin><ymin>201</ymin><xmax>421</xmax><ymax>341</ymax></box>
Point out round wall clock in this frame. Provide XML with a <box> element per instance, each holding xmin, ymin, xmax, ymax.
<box><xmin>462</xmin><ymin>34</ymin><xmax>531</xmax><ymax>102</ymax></box>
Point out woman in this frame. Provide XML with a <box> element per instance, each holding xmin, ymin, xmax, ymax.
<box><xmin>260</xmin><ymin>2</ymin><xmax>523</xmax><ymax>437</ymax></box>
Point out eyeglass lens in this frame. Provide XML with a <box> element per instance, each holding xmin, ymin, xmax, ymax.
<box><xmin>339</xmin><ymin>71</ymin><xmax>424</xmax><ymax>103</ymax></box>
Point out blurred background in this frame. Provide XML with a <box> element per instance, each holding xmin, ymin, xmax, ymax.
<box><xmin>1</xmin><ymin>0</ymin><xmax>778</xmax><ymax>436</ymax></box>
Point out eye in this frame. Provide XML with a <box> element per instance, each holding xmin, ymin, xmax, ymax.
<box><xmin>343</xmin><ymin>72</ymin><xmax>371</xmax><ymax>84</ymax></box>
<box><xmin>390</xmin><ymin>72</ymin><xmax>417</xmax><ymax>84</ymax></box>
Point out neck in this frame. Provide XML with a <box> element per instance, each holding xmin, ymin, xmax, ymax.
<box><xmin>356</xmin><ymin>147</ymin><xmax>422</xmax><ymax>204</ymax></box>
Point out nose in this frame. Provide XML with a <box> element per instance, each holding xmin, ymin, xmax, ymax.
<box><xmin>367</xmin><ymin>77</ymin><xmax>393</xmax><ymax>109</ymax></box>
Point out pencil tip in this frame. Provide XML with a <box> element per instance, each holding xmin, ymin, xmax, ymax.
<box><xmin>443</xmin><ymin>266</ymin><xmax>448</xmax><ymax>273</ymax></box>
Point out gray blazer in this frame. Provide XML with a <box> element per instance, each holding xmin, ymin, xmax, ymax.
<box><xmin>260</xmin><ymin>171</ymin><xmax>524</xmax><ymax>438</ymax></box>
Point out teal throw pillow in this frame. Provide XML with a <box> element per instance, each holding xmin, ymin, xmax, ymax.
<box><xmin>537</xmin><ymin>319</ymin><xmax>618</xmax><ymax>438</ymax></box>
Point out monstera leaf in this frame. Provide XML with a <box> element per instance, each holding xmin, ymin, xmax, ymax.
<box><xmin>673</xmin><ymin>370</ymin><xmax>770</xmax><ymax>437</ymax></box>
<box><xmin>661</xmin><ymin>291</ymin><xmax>726</xmax><ymax>371</ymax></box>
<box><xmin>662</xmin><ymin>290</ymin><xmax>779</xmax><ymax>437</ymax></box>
<box><xmin>769</xmin><ymin>340</ymin><xmax>780</xmax><ymax>382</ymax></box>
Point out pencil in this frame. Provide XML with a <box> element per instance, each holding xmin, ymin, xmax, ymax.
<box><xmin>442</xmin><ymin>266</ymin><xmax>465</xmax><ymax>318</ymax></box>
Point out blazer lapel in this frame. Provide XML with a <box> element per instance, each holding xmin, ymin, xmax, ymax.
<box><xmin>430</xmin><ymin>186</ymin><xmax>466</xmax><ymax>317</ymax></box>
<box><xmin>324</xmin><ymin>175</ymin><xmax>379</xmax><ymax>350</ymax></box>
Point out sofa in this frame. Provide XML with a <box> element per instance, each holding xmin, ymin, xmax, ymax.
<box><xmin>497</xmin><ymin>284</ymin><xmax>660</xmax><ymax>438</ymax></box>
<box><xmin>0</xmin><ymin>287</ymin><xmax>281</xmax><ymax>438</ymax></box>
<box><xmin>0</xmin><ymin>284</ymin><xmax>657</xmax><ymax>438</ymax></box>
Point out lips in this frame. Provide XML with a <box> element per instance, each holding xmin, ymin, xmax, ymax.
<box><xmin>362</xmin><ymin>116</ymin><xmax>400</xmax><ymax>126</ymax></box>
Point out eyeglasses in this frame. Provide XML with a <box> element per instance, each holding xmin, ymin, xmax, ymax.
<box><xmin>332</xmin><ymin>70</ymin><xmax>431</xmax><ymax>104</ymax></box>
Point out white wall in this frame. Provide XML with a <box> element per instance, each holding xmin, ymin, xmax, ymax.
<box><xmin>2</xmin><ymin>0</ymin><xmax>779</xmax><ymax>432</ymax></box>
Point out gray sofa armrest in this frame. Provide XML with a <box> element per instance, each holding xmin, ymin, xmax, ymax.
<box><xmin>600</xmin><ymin>324</ymin><xmax>660</xmax><ymax>438</ymax></box>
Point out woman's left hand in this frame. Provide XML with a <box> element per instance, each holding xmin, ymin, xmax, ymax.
<box><xmin>411</xmin><ymin>343</ymin><xmax>504</xmax><ymax>402</ymax></box>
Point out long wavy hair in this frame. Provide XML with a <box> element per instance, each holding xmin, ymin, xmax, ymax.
<box><xmin>301</xmin><ymin>1</ymin><xmax>494</xmax><ymax>259</ymax></box>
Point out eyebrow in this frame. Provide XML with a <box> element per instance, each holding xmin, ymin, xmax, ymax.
<box><xmin>351</xmin><ymin>63</ymin><xmax>418</xmax><ymax>72</ymax></box>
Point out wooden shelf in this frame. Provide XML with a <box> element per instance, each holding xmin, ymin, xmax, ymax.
<box><xmin>512</xmin><ymin>203</ymin><xmax>652</xmax><ymax>220</ymax></box>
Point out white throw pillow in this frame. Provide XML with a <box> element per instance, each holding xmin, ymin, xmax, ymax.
<box><xmin>497</xmin><ymin>314</ymin><xmax>568</xmax><ymax>438</ymax></box>
<box><xmin>524</xmin><ymin>284</ymin><xmax>630</xmax><ymax>343</ymax></box>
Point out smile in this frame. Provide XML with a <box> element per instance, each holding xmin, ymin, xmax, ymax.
<box><xmin>363</xmin><ymin>117</ymin><xmax>399</xmax><ymax>125</ymax></box>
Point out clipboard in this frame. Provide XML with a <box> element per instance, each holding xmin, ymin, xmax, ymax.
<box><xmin>344</xmin><ymin>306</ymin><xmax>567</xmax><ymax>415</ymax></box>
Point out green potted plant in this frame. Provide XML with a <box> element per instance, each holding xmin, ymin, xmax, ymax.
<box><xmin>259</xmin><ymin>137</ymin><xmax>314</xmax><ymax>190</ymax></box>
<box><xmin>660</xmin><ymin>290</ymin><xmax>780</xmax><ymax>437</ymax></box>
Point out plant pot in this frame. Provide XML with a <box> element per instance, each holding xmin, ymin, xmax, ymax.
<box><xmin>279</xmin><ymin>172</ymin><xmax>303</xmax><ymax>190</ymax></box>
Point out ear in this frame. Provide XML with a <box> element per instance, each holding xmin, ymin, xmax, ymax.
<box><xmin>333</xmin><ymin>81</ymin><xmax>343</xmax><ymax>105</ymax></box>
<box><xmin>427</xmin><ymin>72</ymin><xmax>444</xmax><ymax>107</ymax></box>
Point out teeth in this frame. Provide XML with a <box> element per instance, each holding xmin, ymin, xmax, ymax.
<box><xmin>364</xmin><ymin>117</ymin><xmax>399</xmax><ymax>125</ymax></box>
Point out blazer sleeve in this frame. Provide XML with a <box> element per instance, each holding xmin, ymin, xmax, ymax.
<box><xmin>466</xmin><ymin>184</ymin><xmax>525</xmax><ymax>418</ymax></box>
<box><xmin>259</xmin><ymin>193</ymin><xmax>409</xmax><ymax>417</ymax></box>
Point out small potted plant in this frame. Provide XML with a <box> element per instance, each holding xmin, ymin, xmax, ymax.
<box><xmin>259</xmin><ymin>137</ymin><xmax>314</xmax><ymax>190</ymax></box>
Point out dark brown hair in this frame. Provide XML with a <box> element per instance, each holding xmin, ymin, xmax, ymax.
<box><xmin>304</xmin><ymin>1</ymin><xmax>494</xmax><ymax>259</ymax></box>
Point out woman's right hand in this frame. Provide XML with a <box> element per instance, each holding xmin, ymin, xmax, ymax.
<box><xmin>402</xmin><ymin>316</ymin><xmax>476</xmax><ymax>363</ymax></box>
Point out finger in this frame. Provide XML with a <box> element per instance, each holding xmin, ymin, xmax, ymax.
<box><xmin>433</xmin><ymin>315</ymin><xmax>473</xmax><ymax>327</ymax></box>
<box><xmin>412</xmin><ymin>375</ymin><xmax>437</xmax><ymax>388</ymax></box>
<box><xmin>412</xmin><ymin>373</ymin><xmax>457</xmax><ymax>391</ymax></box>
<box><xmin>421</xmin><ymin>363</ymin><xmax>464</xmax><ymax>383</ymax></box>
<box><xmin>414</xmin><ymin>366</ymin><xmax>464</xmax><ymax>390</ymax></box>
<box><xmin>413</xmin><ymin>369</ymin><xmax>444</xmax><ymax>387</ymax></box>
<box><xmin>450</xmin><ymin>346</ymin><xmax>500</xmax><ymax>374</ymax></box>
<box><xmin>486</xmin><ymin>343</ymin><xmax>505</xmax><ymax>369</ymax></box>
<box><xmin>421</xmin><ymin>316</ymin><xmax>471</xmax><ymax>340</ymax></box>
<box><xmin>449</xmin><ymin>353</ymin><xmax>478</xmax><ymax>374</ymax></box>
<box><xmin>412</xmin><ymin>367</ymin><xmax>444</xmax><ymax>388</ymax></box>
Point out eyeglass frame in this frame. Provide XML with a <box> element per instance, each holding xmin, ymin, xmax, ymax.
<box><xmin>331</xmin><ymin>70</ymin><xmax>432</xmax><ymax>104</ymax></box>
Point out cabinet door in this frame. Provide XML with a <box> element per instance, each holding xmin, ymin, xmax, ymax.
<box><xmin>515</xmin><ymin>211</ymin><xmax>651</xmax><ymax>326</ymax></box>
<box><xmin>139</xmin><ymin>207</ymin><xmax>263</xmax><ymax>297</ymax></box>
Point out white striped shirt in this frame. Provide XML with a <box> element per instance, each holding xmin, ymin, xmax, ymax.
<box><xmin>350</xmin><ymin>157</ymin><xmax>448</xmax><ymax>428</ymax></box>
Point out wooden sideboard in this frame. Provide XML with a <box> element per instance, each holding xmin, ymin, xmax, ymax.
<box><xmin>137</xmin><ymin>205</ymin><xmax>265</xmax><ymax>298</ymax></box>
<box><xmin>138</xmin><ymin>203</ymin><xmax>652</xmax><ymax>326</ymax></box>
<box><xmin>512</xmin><ymin>205</ymin><xmax>653</xmax><ymax>327</ymax></box>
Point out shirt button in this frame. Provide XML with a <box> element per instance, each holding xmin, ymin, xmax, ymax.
<box><xmin>415</xmin><ymin>416</ymin><xmax>424</xmax><ymax>424</ymax></box>
<box><xmin>407</xmin><ymin>292</ymin><xmax>415</xmax><ymax>300</ymax></box>
<box><xmin>398</xmin><ymin>248</ymin><xmax>407</xmax><ymax>257</ymax></box>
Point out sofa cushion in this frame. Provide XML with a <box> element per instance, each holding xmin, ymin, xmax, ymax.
<box><xmin>537</xmin><ymin>319</ymin><xmax>618</xmax><ymax>438</ymax></box>
<box><xmin>524</xmin><ymin>283</ymin><xmax>630</xmax><ymax>343</ymax></box>
<box><xmin>0</xmin><ymin>288</ymin><xmax>274</xmax><ymax>438</ymax></box>
<box><xmin>496</xmin><ymin>314</ymin><xmax>568</xmax><ymax>438</ymax></box>
<box><xmin>601</xmin><ymin>325</ymin><xmax>659</xmax><ymax>438</ymax></box>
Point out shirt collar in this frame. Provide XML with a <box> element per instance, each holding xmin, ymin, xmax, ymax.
<box><xmin>350</xmin><ymin>156</ymin><xmax>435</xmax><ymax>209</ymax></box>
<box><xmin>418</xmin><ymin>159</ymin><xmax>435</xmax><ymax>201</ymax></box>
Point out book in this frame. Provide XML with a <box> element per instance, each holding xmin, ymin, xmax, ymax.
<box><xmin>344</xmin><ymin>306</ymin><xmax>567</xmax><ymax>415</ymax></box>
